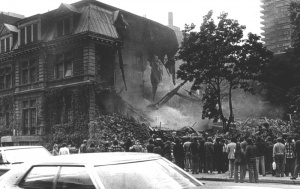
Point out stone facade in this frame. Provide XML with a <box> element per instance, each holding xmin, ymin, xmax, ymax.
<box><xmin>0</xmin><ymin>0</ymin><xmax>178</xmax><ymax>145</ymax></box>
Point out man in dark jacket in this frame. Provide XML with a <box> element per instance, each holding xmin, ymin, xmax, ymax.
<box><xmin>214</xmin><ymin>137</ymin><xmax>223</xmax><ymax>174</ymax></box>
<box><xmin>173</xmin><ymin>139</ymin><xmax>185</xmax><ymax>169</ymax></box>
<box><xmin>291</xmin><ymin>135</ymin><xmax>300</xmax><ymax>180</ymax></box>
<box><xmin>204</xmin><ymin>137</ymin><xmax>214</xmax><ymax>174</ymax></box>
<box><xmin>190</xmin><ymin>138</ymin><xmax>199</xmax><ymax>174</ymax></box>
<box><xmin>245</xmin><ymin>138</ymin><xmax>258</xmax><ymax>183</ymax></box>
<box><xmin>255</xmin><ymin>136</ymin><xmax>268</xmax><ymax>176</ymax></box>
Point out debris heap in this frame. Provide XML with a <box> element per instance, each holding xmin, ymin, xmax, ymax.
<box><xmin>89</xmin><ymin>113</ymin><xmax>150</xmax><ymax>144</ymax></box>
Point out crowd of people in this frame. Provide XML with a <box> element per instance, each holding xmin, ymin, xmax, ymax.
<box><xmin>51</xmin><ymin>133</ymin><xmax>300</xmax><ymax>183</ymax></box>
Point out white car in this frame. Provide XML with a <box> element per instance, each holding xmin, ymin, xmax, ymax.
<box><xmin>0</xmin><ymin>152</ymin><xmax>203</xmax><ymax>189</ymax></box>
<box><xmin>0</xmin><ymin>146</ymin><xmax>51</xmax><ymax>176</ymax></box>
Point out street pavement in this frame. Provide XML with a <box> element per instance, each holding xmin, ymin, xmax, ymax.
<box><xmin>189</xmin><ymin>171</ymin><xmax>300</xmax><ymax>185</ymax></box>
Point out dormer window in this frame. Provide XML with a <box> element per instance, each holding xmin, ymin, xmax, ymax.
<box><xmin>20</xmin><ymin>23</ymin><xmax>38</xmax><ymax>46</ymax></box>
<box><xmin>57</xmin><ymin>17</ymin><xmax>71</xmax><ymax>37</ymax></box>
<box><xmin>0</xmin><ymin>36</ymin><xmax>11</xmax><ymax>53</ymax></box>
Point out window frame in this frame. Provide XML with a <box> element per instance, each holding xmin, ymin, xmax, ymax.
<box><xmin>18</xmin><ymin>165</ymin><xmax>96</xmax><ymax>189</ymax></box>
<box><xmin>0</xmin><ymin>35</ymin><xmax>12</xmax><ymax>54</ymax></box>
<box><xmin>0</xmin><ymin>66</ymin><xmax>12</xmax><ymax>90</ymax></box>
<box><xmin>56</xmin><ymin>16</ymin><xmax>72</xmax><ymax>38</ymax></box>
<box><xmin>20</xmin><ymin>59</ymin><xmax>37</xmax><ymax>85</ymax></box>
<box><xmin>19</xmin><ymin>21</ymin><xmax>39</xmax><ymax>46</ymax></box>
<box><xmin>22</xmin><ymin>99</ymin><xmax>38</xmax><ymax>135</ymax></box>
<box><xmin>55</xmin><ymin>52</ymin><xmax>73</xmax><ymax>79</ymax></box>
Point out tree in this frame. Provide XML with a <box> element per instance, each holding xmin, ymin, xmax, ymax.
<box><xmin>287</xmin><ymin>1</ymin><xmax>300</xmax><ymax>129</ymax></box>
<box><xmin>176</xmin><ymin>11</ymin><xmax>273</xmax><ymax>132</ymax></box>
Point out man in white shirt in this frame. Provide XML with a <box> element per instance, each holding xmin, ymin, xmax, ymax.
<box><xmin>226</xmin><ymin>138</ymin><xmax>237</xmax><ymax>178</ymax></box>
<box><xmin>59</xmin><ymin>143</ymin><xmax>70</xmax><ymax>155</ymax></box>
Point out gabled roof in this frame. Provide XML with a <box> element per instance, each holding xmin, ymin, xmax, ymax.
<box><xmin>56</xmin><ymin>3</ymin><xmax>81</xmax><ymax>16</ymax></box>
<box><xmin>3</xmin><ymin>24</ymin><xmax>18</xmax><ymax>33</ymax></box>
<box><xmin>74</xmin><ymin>4</ymin><xmax>118</xmax><ymax>38</ymax></box>
<box><xmin>0</xmin><ymin>23</ymin><xmax>18</xmax><ymax>37</ymax></box>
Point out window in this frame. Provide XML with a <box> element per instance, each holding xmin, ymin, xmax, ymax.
<box><xmin>20</xmin><ymin>166</ymin><xmax>59</xmax><ymax>188</ymax></box>
<box><xmin>0</xmin><ymin>106</ymin><xmax>3</xmax><ymax>125</ymax></box>
<box><xmin>63</xmin><ymin>95</ymin><xmax>72</xmax><ymax>124</ymax></box>
<box><xmin>57</xmin><ymin>17</ymin><xmax>71</xmax><ymax>37</ymax></box>
<box><xmin>56</xmin><ymin>166</ymin><xmax>95</xmax><ymax>189</ymax></box>
<box><xmin>21</xmin><ymin>59</ymin><xmax>37</xmax><ymax>84</ymax></box>
<box><xmin>20</xmin><ymin>23</ymin><xmax>38</xmax><ymax>46</ymax></box>
<box><xmin>22</xmin><ymin>99</ymin><xmax>38</xmax><ymax>135</ymax></box>
<box><xmin>5</xmin><ymin>105</ymin><xmax>9</xmax><ymax>128</ymax></box>
<box><xmin>0</xmin><ymin>67</ymin><xmax>12</xmax><ymax>89</ymax></box>
<box><xmin>55</xmin><ymin>52</ymin><xmax>73</xmax><ymax>79</ymax></box>
<box><xmin>0</xmin><ymin>37</ymin><xmax>11</xmax><ymax>54</ymax></box>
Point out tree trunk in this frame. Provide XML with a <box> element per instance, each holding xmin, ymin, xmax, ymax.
<box><xmin>227</xmin><ymin>80</ymin><xmax>234</xmax><ymax>133</ymax></box>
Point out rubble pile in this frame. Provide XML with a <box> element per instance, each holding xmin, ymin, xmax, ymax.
<box><xmin>89</xmin><ymin>113</ymin><xmax>150</xmax><ymax>144</ymax></box>
<box><xmin>235</xmin><ymin>118</ymin><xmax>291</xmax><ymax>138</ymax></box>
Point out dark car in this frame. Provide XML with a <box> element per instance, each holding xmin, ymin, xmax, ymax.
<box><xmin>0</xmin><ymin>146</ymin><xmax>51</xmax><ymax>176</ymax></box>
<box><xmin>0</xmin><ymin>152</ymin><xmax>203</xmax><ymax>188</ymax></box>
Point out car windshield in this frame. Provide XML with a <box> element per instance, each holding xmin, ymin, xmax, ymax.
<box><xmin>96</xmin><ymin>159</ymin><xmax>201</xmax><ymax>189</ymax></box>
<box><xmin>4</xmin><ymin>147</ymin><xmax>51</xmax><ymax>163</ymax></box>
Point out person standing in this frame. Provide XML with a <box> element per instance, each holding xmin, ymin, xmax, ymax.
<box><xmin>214</xmin><ymin>137</ymin><xmax>223</xmax><ymax>174</ymax></box>
<box><xmin>79</xmin><ymin>139</ymin><xmax>87</xmax><ymax>154</ymax></box>
<box><xmin>255</xmin><ymin>136</ymin><xmax>267</xmax><ymax>176</ymax></box>
<box><xmin>153</xmin><ymin>141</ymin><xmax>162</xmax><ymax>155</ymax></box>
<box><xmin>183</xmin><ymin>138</ymin><xmax>192</xmax><ymax>172</ymax></box>
<box><xmin>285</xmin><ymin>136</ymin><xmax>295</xmax><ymax>177</ymax></box>
<box><xmin>59</xmin><ymin>143</ymin><xmax>70</xmax><ymax>155</ymax></box>
<box><xmin>226</xmin><ymin>138</ymin><xmax>237</xmax><ymax>178</ymax></box>
<box><xmin>173</xmin><ymin>139</ymin><xmax>185</xmax><ymax>169</ymax></box>
<box><xmin>124</xmin><ymin>138</ymin><xmax>133</xmax><ymax>152</ymax></box>
<box><xmin>146</xmin><ymin>138</ymin><xmax>155</xmax><ymax>153</ymax></box>
<box><xmin>245</xmin><ymin>138</ymin><xmax>258</xmax><ymax>183</ymax></box>
<box><xmin>190</xmin><ymin>138</ymin><xmax>199</xmax><ymax>174</ymax></box>
<box><xmin>291</xmin><ymin>135</ymin><xmax>300</xmax><ymax>180</ymax></box>
<box><xmin>198</xmin><ymin>138</ymin><xmax>206</xmax><ymax>173</ymax></box>
<box><xmin>265</xmin><ymin>136</ymin><xmax>273</xmax><ymax>174</ymax></box>
<box><xmin>240</xmin><ymin>138</ymin><xmax>248</xmax><ymax>180</ymax></box>
<box><xmin>234</xmin><ymin>142</ymin><xmax>246</xmax><ymax>183</ymax></box>
<box><xmin>87</xmin><ymin>142</ymin><xmax>97</xmax><ymax>153</ymax></box>
<box><xmin>131</xmin><ymin>140</ymin><xmax>143</xmax><ymax>152</ymax></box>
<box><xmin>222</xmin><ymin>139</ymin><xmax>228</xmax><ymax>173</ymax></box>
<box><xmin>111</xmin><ymin>140</ymin><xmax>124</xmax><ymax>152</ymax></box>
<box><xmin>273</xmin><ymin>137</ymin><xmax>285</xmax><ymax>177</ymax></box>
<box><xmin>162</xmin><ymin>141</ymin><xmax>172</xmax><ymax>161</ymax></box>
<box><xmin>204</xmin><ymin>137</ymin><xmax>214</xmax><ymax>174</ymax></box>
<box><xmin>52</xmin><ymin>144</ymin><xmax>59</xmax><ymax>156</ymax></box>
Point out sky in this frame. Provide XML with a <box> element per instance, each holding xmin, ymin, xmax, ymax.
<box><xmin>1</xmin><ymin>0</ymin><xmax>263</xmax><ymax>36</ymax></box>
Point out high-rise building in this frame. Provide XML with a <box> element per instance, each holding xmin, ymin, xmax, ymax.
<box><xmin>260</xmin><ymin>0</ymin><xmax>293</xmax><ymax>53</ymax></box>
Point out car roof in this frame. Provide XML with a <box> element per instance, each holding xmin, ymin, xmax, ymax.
<box><xmin>34</xmin><ymin>153</ymin><xmax>162</xmax><ymax>166</ymax></box>
<box><xmin>0</xmin><ymin>146</ymin><xmax>46</xmax><ymax>151</ymax></box>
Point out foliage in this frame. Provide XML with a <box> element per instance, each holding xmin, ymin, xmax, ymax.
<box><xmin>176</xmin><ymin>11</ymin><xmax>273</xmax><ymax>132</ymax></box>
<box><xmin>41</xmin><ymin>85</ymin><xmax>90</xmax><ymax>148</ymax></box>
<box><xmin>288</xmin><ymin>2</ymin><xmax>300</xmax><ymax>124</ymax></box>
<box><xmin>0</xmin><ymin>95</ymin><xmax>14</xmax><ymax>137</ymax></box>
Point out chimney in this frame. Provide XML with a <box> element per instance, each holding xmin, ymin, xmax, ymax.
<box><xmin>168</xmin><ymin>12</ymin><xmax>173</xmax><ymax>26</ymax></box>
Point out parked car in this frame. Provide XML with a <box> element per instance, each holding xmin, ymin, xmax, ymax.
<box><xmin>0</xmin><ymin>152</ymin><xmax>203</xmax><ymax>188</ymax></box>
<box><xmin>0</xmin><ymin>146</ymin><xmax>51</xmax><ymax>176</ymax></box>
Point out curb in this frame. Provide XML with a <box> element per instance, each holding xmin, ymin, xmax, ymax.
<box><xmin>195</xmin><ymin>177</ymin><xmax>300</xmax><ymax>185</ymax></box>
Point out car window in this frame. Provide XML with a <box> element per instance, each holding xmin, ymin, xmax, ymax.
<box><xmin>19</xmin><ymin>166</ymin><xmax>59</xmax><ymax>189</ymax></box>
<box><xmin>96</xmin><ymin>159</ymin><xmax>201</xmax><ymax>189</ymax></box>
<box><xmin>56</xmin><ymin>166</ymin><xmax>95</xmax><ymax>189</ymax></box>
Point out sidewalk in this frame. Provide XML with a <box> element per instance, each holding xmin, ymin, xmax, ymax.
<box><xmin>190</xmin><ymin>171</ymin><xmax>300</xmax><ymax>185</ymax></box>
